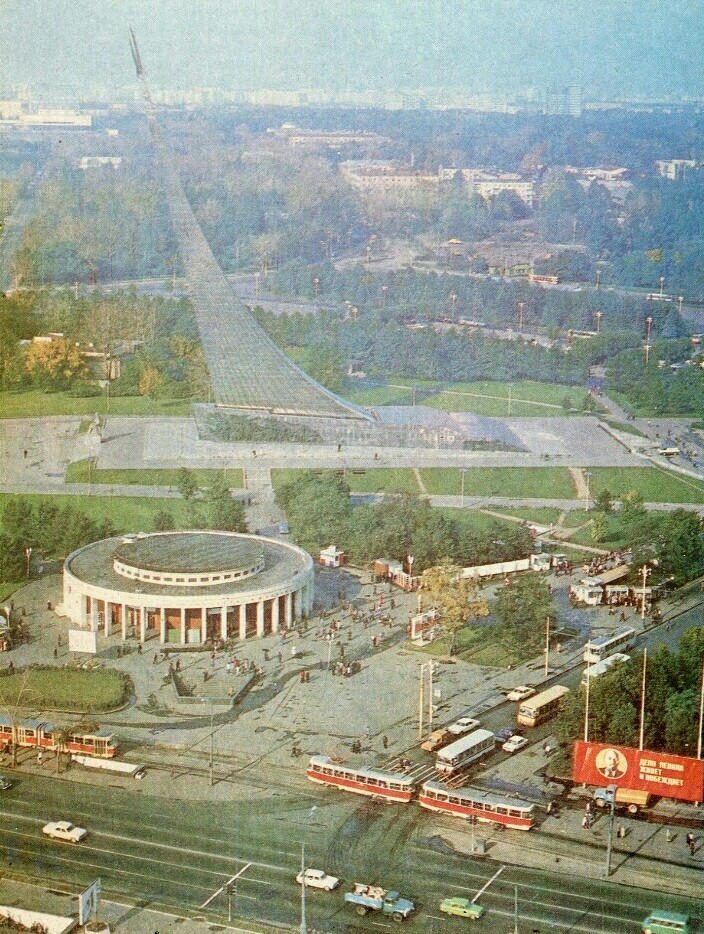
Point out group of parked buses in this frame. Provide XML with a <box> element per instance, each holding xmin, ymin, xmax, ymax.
<box><xmin>0</xmin><ymin>716</ymin><xmax>117</xmax><ymax>758</ymax></box>
<box><xmin>307</xmin><ymin>683</ymin><xmax>571</xmax><ymax>831</ymax></box>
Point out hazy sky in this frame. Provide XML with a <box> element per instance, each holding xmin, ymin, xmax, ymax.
<box><xmin>2</xmin><ymin>0</ymin><xmax>703</xmax><ymax>98</ymax></box>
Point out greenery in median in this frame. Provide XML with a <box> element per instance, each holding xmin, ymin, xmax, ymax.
<box><xmin>0</xmin><ymin>665</ymin><xmax>129</xmax><ymax>712</ymax></box>
<box><xmin>420</xmin><ymin>467</ymin><xmax>577</xmax><ymax>499</ymax></box>
<box><xmin>0</xmin><ymin>389</ymin><xmax>195</xmax><ymax>418</ymax></box>
<box><xmin>66</xmin><ymin>459</ymin><xmax>244</xmax><ymax>489</ymax></box>
<box><xmin>589</xmin><ymin>466</ymin><xmax>704</xmax><ymax>504</ymax></box>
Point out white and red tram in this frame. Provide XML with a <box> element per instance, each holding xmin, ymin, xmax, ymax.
<box><xmin>306</xmin><ymin>755</ymin><xmax>414</xmax><ymax>803</ymax></box>
<box><xmin>418</xmin><ymin>780</ymin><xmax>535</xmax><ymax>830</ymax></box>
<box><xmin>0</xmin><ymin>716</ymin><xmax>118</xmax><ymax>758</ymax></box>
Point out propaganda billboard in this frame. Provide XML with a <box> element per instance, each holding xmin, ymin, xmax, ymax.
<box><xmin>573</xmin><ymin>740</ymin><xmax>704</xmax><ymax>803</ymax></box>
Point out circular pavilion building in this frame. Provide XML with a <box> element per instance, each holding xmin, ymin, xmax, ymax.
<box><xmin>62</xmin><ymin>531</ymin><xmax>314</xmax><ymax>645</ymax></box>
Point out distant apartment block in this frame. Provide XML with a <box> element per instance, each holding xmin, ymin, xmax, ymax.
<box><xmin>269</xmin><ymin>123</ymin><xmax>392</xmax><ymax>149</ymax></box>
<box><xmin>439</xmin><ymin>168</ymin><xmax>535</xmax><ymax>207</ymax></box>
<box><xmin>0</xmin><ymin>101</ymin><xmax>91</xmax><ymax>127</ymax></box>
<box><xmin>655</xmin><ymin>159</ymin><xmax>699</xmax><ymax>180</ymax></box>
<box><xmin>545</xmin><ymin>86</ymin><xmax>583</xmax><ymax>117</ymax></box>
<box><xmin>341</xmin><ymin>160</ymin><xmax>441</xmax><ymax>193</ymax></box>
<box><xmin>564</xmin><ymin>166</ymin><xmax>629</xmax><ymax>183</ymax></box>
<box><xmin>78</xmin><ymin>156</ymin><xmax>123</xmax><ymax>170</ymax></box>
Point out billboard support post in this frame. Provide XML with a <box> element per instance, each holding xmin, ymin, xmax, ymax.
<box><xmin>604</xmin><ymin>785</ymin><xmax>616</xmax><ymax>878</ymax></box>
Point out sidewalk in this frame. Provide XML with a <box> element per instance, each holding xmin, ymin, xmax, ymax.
<box><xmin>0</xmin><ymin>879</ymin><xmax>276</xmax><ymax>934</ymax></box>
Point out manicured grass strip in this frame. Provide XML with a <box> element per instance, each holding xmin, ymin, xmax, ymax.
<box><xmin>0</xmin><ymin>493</ymin><xmax>192</xmax><ymax>534</ymax></box>
<box><xmin>491</xmin><ymin>508</ymin><xmax>564</xmax><ymax>526</ymax></box>
<box><xmin>0</xmin><ymin>667</ymin><xmax>128</xmax><ymax>712</ymax></box>
<box><xmin>420</xmin><ymin>467</ymin><xmax>577</xmax><ymax>499</ymax></box>
<box><xmin>0</xmin><ymin>390</ymin><xmax>195</xmax><ymax>418</ymax></box>
<box><xmin>271</xmin><ymin>468</ymin><xmax>418</xmax><ymax>495</ymax></box>
<box><xmin>66</xmin><ymin>460</ymin><xmax>244</xmax><ymax>489</ymax></box>
<box><xmin>589</xmin><ymin>466</ymin><xmax>704</xmax><ymax>504</ymax></box>
<box><xmin>344</xmin><ymin>386</ymin><xmax>416</xmax><ymax>406</ymax></box>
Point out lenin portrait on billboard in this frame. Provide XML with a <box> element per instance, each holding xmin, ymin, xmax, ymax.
<box><xmin>596</xmin><ymin>747</ymin><xmax>628</xmax><ymax>780</ymax></box>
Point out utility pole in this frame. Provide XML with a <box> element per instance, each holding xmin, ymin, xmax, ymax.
<box><xmin>604</xmin><ymin>785</ymin><xmax>616</xmax><ymax>877</ymax></box>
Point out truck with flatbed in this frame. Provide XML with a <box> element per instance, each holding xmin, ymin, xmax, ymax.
<box><xmin>594</xmin><ymin>786</ymin><xmax>650</xmax><ymax>814</ymax></box>
<box><xmin>344</xmin><ymin>883</ymin><xmax>415</xmax><ymax>921</ymax></box>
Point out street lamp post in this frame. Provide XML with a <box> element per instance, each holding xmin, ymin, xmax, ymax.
<box><xmin>24</xmin><ymin>547</ymin><xmax>32</xmax><ymax>578</ymax></box>
<box><xmin>595</xmin><ymin>311</ymin><xmax>602</xmax><ymax>334</ymax></box>
<box><xmin>659</xmin><ymin>276</ymin><xmax>665</xmax><ymax>300</ymax></box>
<box><xmin>300</xmin><ymin>806</ymin><xmax>318</xmax><ymax>934</ymax></box>
<box><xmin>678</xmin><ymin>295</ymin><xmax>684</xmax><ymax>316</ymax></box>
<box><xmin>640</xmin><ymin>565</ymin><xmax>651</xmax><ymax>620</ymax></box>
<box><xmin>313</xmin><ymin>277</ymin><xmax>319</xmax><ymax>302</ymax></box>
<box><xmin>645</xmin><ymin>316</ymin><xmax>653</xmax><ymax>365</ymax></box>
<box><xmin>449</xmin><ymin>291</ymin><xmax>457</xmax><ymax>322</ymax></box>
<box><xmin>584</xmin><ymin>471</ymin><xmax>592</xmax><ymax>512</ymax></box>
<box><xmin>460</xmin><ymin>468</ymin><xmax>466</xmax><ymax>508</ymax></box>
<box><xmin>202</xmin><ymin>697</ymin><xmax>215</xmax><ymax>786</ymax></box>
<box><xmin>517</xmin><ymin>301</ymin><xmax>524</xmax><ymax>332</ymax></box>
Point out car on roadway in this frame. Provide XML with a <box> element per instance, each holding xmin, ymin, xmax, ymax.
<box><xmin>296</xmin><ymin>868</ymin><xmax>340</xmax><ymax>890</ymax></box>
<box><xmin>41</xmin><ymin>820</ymin><xmax>88</xmax><ymax>843</ymax></box>
<box><xmin>506</xmin><ymin>685</ymin><xmax>535</xmax><ymax>702</ymax></box>
<box><xmin>447</xmin><ymin>716</ymin><xmax>481</xmax><ymax>736</ymax></box>
<box><xmin>495</xmin><ymin>726</ymin><xmax>523</xmax><ymax>747</ymax></box>
<box><xmin>421</xmin><ymin>727</ymin><xmax>454</xmax><ymax>752</ymax></box>
<box><xmin>502</xmin><ymin>734</ymin><xmax>529</xmax><ymax>754</ymax></box>
<box><xmin>439</xmin><ymin>897</ymin><xmax>485</xmax><ymax>920</ymax></box>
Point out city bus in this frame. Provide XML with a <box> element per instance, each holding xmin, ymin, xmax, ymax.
<box><xmin>581</xmin><ymin>653</ymin><xmax>630</xmax><ymax>686</ymax></box>
<box><xmin>435</xmin><ymin>729</ymin><xmax>495</xmax><ymax>776</ymax></box>
<box><xmin>418</xmin><ymin>781</ymin><xmax>535</xmax><ymax>830</ymax></box>
<box><xmin>306</xmin><ymin>755</ymin><xmax>415</xmax><ymax>803</ymax></box>
<box><xmin>582</xmin><ymin>626</ymin><xmax>637</xmax><ymax>665</ymax></box>
<box><xmin>516</xmin><ymin>685</ymin><xmax>570</xmax><ymax>728</ymax></box>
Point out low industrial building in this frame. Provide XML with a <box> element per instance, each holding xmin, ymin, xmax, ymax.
<box><xmin>62</xmin><ymin>531</ymin><xmax>314</xmax><ymax>645</ymax></box>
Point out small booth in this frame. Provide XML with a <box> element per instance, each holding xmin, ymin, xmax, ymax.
<box><xmin>570</xmin><ymin>577</ymin><xmax>604</xmax><ymax>607</ymax></box>
<box><xmin>319</xmin><ymin>545</ymin><xmax>347</xmax><ymax>569</ymax></box>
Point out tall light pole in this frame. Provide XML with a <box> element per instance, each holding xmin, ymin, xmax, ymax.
<box><xmin>640</xmin><ymin>564</ymin><xmax>651</xmax><ymax>620</ymax></box>
<box><xmin>659</xmin><ymin>276</ymin><xmax>665</xmax><ymax>300</ymax></box>
<box><xmin>517</xmin><ymin>302</ymin><xmax>524</xmax><ymax>333</ymax></box>
<box><xmin>604</xmin><ymin>784</ymin><xmax>617</xmax><ymax>877</ymax></box>
<box><xmin>595</xmin><ymin>311</ymin><xmax>602</xmax><ymax>334</ymax></box>
<box><xmin>460</xmin><ymin>468</ymin><xmax>466</xmax><ymax>507</ymax></box>
<box><xmin>584</xmin><ymin>471</ymin><xmax>592</xmax><ymax>511</ymax></box>
<box><xmin>595</xmin><ymin>268</ymin><xmax>601</xmax><ymax>290</ymax></box>
<box><xmin>313</xmin><ymin>277</ymin><xmax>319</xmax><ymax>302</ymax></box>
<box><xmin>678</xmin><ymin>295</ymin><xmax>684</xmax><ymax>317</ymax></box>
<box><xmin>381</xmin><ymin>284</ymin><xmax>387</xmax><ymax>309</ymax></box>
<box><xmin>202</xmin><ymin>697</ymin><xmax>215</xmax><ymax>786</ymax></box>
<box><xmin>449</xmin><ymin>291</ymin><xmax>457</xmax><ymax>322</ymax></box>
<box><xmin>645</xmin><ymin>316</ymin><xmax>653</xmax><ymax>365</ymax></box>
<box><xmin>300</xmin><ymin>805</ymin><xmax>318</xmax><ymax>934</ymax></box>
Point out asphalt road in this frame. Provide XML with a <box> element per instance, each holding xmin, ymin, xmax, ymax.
<box><xmin>1</xmin><ymin>764</ymin><xmax>702</xmax><ymax>933</ymax></box>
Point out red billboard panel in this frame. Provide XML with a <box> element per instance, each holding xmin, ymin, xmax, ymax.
<box><xmin>573</xmin><ymin>740</ymin><xmax>704</xmax><ymax>803</ymax></box>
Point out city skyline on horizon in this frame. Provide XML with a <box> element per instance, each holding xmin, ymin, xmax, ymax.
<box><xmin>2</xmin><ymin>1</ymin><xmax>704</xmax><ymax>103</ymax></box>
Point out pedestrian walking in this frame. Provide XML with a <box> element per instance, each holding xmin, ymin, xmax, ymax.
<box><xmin>666</xmin><ymin>828</ymin><xmax>673</xmax><ymax>843</ymax></box>
<box><xmin>617</xmin><ymin>825</ymin><xmax>626</xmax><ymax>839</ymax></box>
<box><xmin>23</xmin><ymin>449</ymin><xmax>27</xmax><ymax>459</ymax></box>
<box><xmin>153</xmin><ymin>653</ymin><xmax>158</xmax><ymax>665</ymax></box>
<box><xmin>382</xmin><ymin>735</ymin><xmax>389</xmax><ymax>750</ymax></box>
<box><xmin>278</xmin><ymin>651</ymin><xmax>283</xmax><ymax>664</ymax></box>
<box><xmin>53</xmin><ymin>648</ymin><xmax>58</xmax><ymax>659</ymax></box>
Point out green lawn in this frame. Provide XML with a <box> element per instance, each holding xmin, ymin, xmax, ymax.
<box><xmin>421</xmin><ymin>467</ymin><xmax>577</xmax><ymax>499</ymax></box>
<box><xmin>271</xmin><ymin>467</ymin><xmax>419</xmax><ymax>494</ymax></box>
<box><xmin>422</xmin><ymin>380</ymin><xmax>598</xmax><ymax>418</ymax></box>
<box><xmin>66</xmin><ymin>460</ymin><xmax>244</xmax><ymax>489</ymax></box>
<box><xmin>0</xmin><ymin>390</ymin><xmax>195</xmax><ymax>418</ymax></box>
<box><xmin>0</xmin><ymin>493</ymin><xmax>192</xmax><ymax>534</ymax></box>
<box><xmin>0</xmin><ymin>666</ymin><xmax>128</xmax><ymax>712</ymax></box>
<box><xmin>344</xmin><ymin>385</ymin><xmax>417</xmax><ymax>406</ymax></box>
<box><xmin>416</xmin><ymin>624</ymin><xmax>534</xmax><ymax>668</ymax></box>
<box><xmin>492</xmin><ymin>508</ymin><xmax>564</xmax><ymax>526</ymax></box>
<box><xmin>589</xmin><ymin>467</ymin><xmax>704</xmax><ymax>504</ymax></box>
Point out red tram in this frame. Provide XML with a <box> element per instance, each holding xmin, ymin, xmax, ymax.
<box><xmin>0</xmin><ymin>716</ymin><xmax>117</xmax><ymax>758</ymax></box>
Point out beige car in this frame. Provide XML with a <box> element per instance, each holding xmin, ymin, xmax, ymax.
<box><xmin>421</xmin><ymin>728</ymin><xmax>454</xmax><ymax>752</ymax></box>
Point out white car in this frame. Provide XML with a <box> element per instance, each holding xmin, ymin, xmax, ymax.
<box><xmin>502</xmin><ymin>735</ymin><xmax>529</xmax><ymax>754</ymax></box>
<box><xmin>447</xmin><ymin>716</ymin><xmax>481</xmax><ymax>736</ymax></box>
<box><xmin>42</xmin><ymin>820</ymin><xmax>88</xmax><ymax>843</ymax></box>
<box><xmin>295</xmin><ymin>868</ymin><xmax>340</xmax><ymax>890</ymax></box>
<box><xmin>506</xmin><ymin>685</ymin><xmax>535</xmax><ymax>702</ymax></box>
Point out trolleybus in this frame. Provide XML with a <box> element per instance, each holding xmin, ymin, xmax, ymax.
<box><xmin>581</xmin><ymin>653</ymin><xmax>630</xmax><ymax>685</ymax></box>
<box><xmin>306</xmin><ymin>755</ymin><xmax>415</xmax><ymax>802</ymax></box>
<box><xmin>516</xmin><ymin>685</ymin><xmax>570</xmax><ymax>728</ymax></box>
<box><xmin>582</xmin><ymin>626</ymin><xmax>636</xmax><ymax>665</ymax></box>
<box><xmin>419</xmin><ymin>781</ymin><xmax>535</xmax><ymax>830</ymax></box>
<box><xmin>435</xmin><ymin>729</ymin><xmax>495</xmax><ymax>776</ymax></box>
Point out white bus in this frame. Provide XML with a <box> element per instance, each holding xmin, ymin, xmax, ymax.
<box><xmin>582</xmin><ymin>626</ymin><xmax>636</xmax><ymax>665</ymax></box>
<box><xmin>581</xmin><ymin>653</ymin><xmax>630</xmax><ymax>686</ymax></box>
<box><xmin>435</xmin><ymin>729</ymin><xmax>495</xmax><ymax>776</ymax></box>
